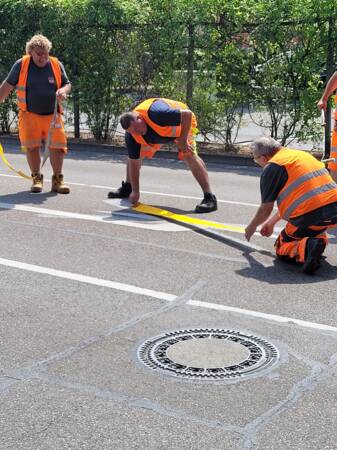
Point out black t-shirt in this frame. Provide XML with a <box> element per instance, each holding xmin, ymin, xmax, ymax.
<box><xmin>6</xmin><ymin>58</ymin><xmax>70</xmax><ymax>115</ymax></box>
<box><xmin>261</xmin><ymin>161</ymin><xmax>337</xmax><ymax>227</ymax></box>
<box><xmin>125</xmin><ymin>99</ymin><xmax>181</xmax><ymax>159</ymax></box>
<box><xmin>260</xmin><ymin>162</ymin><xmax>288</xmax><ymax>203</ymax></box>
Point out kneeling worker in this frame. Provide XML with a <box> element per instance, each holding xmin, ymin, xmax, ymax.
<box><xmin>245</xmin><ymin>137</ymin><xmax>337</xmax><ymax>274</ymax></box>
<box><xmin>108</xmin><ymin>97</ymin><xmax>217</xmax><ymax>213</ymax></box>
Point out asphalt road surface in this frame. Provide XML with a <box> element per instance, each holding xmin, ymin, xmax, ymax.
<box><xmin>1</xmin><ymin>139</ymin><xmax>337</xmax><ymax>450</ymax></box>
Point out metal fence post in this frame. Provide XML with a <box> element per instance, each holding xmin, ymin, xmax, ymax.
<box><xmin>186</xmin><ymin>24</ymin><xmax>195</xmax><ymax>108</ymax></box>
<box><xmin>325</xmin><ymin>16</ymin><xmax>335</xmax><ymax>159</ymax></box>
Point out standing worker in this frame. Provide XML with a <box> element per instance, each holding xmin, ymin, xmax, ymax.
<box><xmin>245</xmin><ymin>137</ymin><xmax>337</xmax><ymax>274</ymax></box>
<box><xmin>108</xmin><ymin>97</ymin><xmax>217</xmax><ymax>213</ymax></box>
<box><xmin>317</xmin><ymin>70</ymin><xmax>337</xmax><ymax>183</ymax></box>
<box><xmin>0</xmin><ymin>34</ymin><xmax>71</xmax><ymax>193</ymax></box>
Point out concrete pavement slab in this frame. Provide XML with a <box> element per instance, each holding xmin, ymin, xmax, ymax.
<box><xmin>254</xmin><ymin>361</ymin><xmax>337</xmax><ymax>449</ymax></box>
<box><xmin>0</xmin><ymin>379</ymin><xmax>242</xmax><ymax>450</ymax></box>
<box><xmin>0</xmin><ymin>266</ymin><xmax>164</xmax><ymax>373</ymax></box>
<box><xmin>45</xmin><ymin>304</ymin><xmax>325</xmax><ymax>430</ymax></box>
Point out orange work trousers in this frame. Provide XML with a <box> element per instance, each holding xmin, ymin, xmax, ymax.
<box><xmin>275</xmin><ymin>220</ymin><xmax>337</xmax><ymax>263</ymax></box>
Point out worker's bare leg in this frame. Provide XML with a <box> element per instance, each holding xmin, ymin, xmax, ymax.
<box><xmin>184</xmin><ymin>153</ymin><xmax>211</xmax><ymax>193</ymax></box>
<box><xmin>26</xmin><ymin>147</ymin><xmax>42</xmax><ymax>192</ymax></box>
<box><xmin>50</xmin><ymin>149</ymin><xmax>70</xmax><ymax>194</ymax></box>
<box><xmin>184</xmin><ymin>153</ymin><xmax>217</xmax><ymax>212</ymax></box>
<box><xmin>26</xmin><ymin>147</ymin><xmax>41</xmax><ymax>174</ymax></box>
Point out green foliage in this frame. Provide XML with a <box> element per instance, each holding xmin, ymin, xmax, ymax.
<box><xmin>0</xmin><ymin>0</ymin><xmax>336</xmax><ymax>145</ymax></box>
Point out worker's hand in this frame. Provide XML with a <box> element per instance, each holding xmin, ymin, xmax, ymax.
<box><xmin>56</xmin><ymin>88</ymin><xmax>67</xmax><ymax>102</ymax></box>
<box><xmin>175</xmin><ymin>138</ymin><xmax>193</xmax><ymax>154</ymax></box>
<box><xmin>245</xmin><ymin>224</ymin><xmax>256</xmax><ymax>241</ymax></box>
<box><xmin>129</xmin><ymin>191</ymin><xmax>140</xmax><ymax>205</ymax></box>
<box><xmin>260</xmin><ymin>222</ymin><xmax>274</xmax><ymax>237</ymax></box>
<box><xmin>317</xmin><ymin>97</ymin><xmax>327</xmax><ymax>111</ymax></box>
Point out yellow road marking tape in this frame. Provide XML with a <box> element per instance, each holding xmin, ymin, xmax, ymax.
<box><xmin>0</xmin><ymin>143</ymin><xmax>32</xmax><ymax>180</ymax></box>
<box><xmin>133</xmin><ymin>203</ymin><xmax>245</xmax><ymax>233</ymax></box>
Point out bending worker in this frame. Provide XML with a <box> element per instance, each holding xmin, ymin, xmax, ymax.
<box><xmin>317</xmin><ymin>70</ymin><xmax>337</xmax><ymax>183</ymax></box>
<box><xmin>0</xmin><ymin>34</ymin><xmax>71</xmax><ymax>193</ymax></box>
<box><xmin>108</xmin><ymin>97</ymin><xmax>217</xmax><ymax>213</ymax></box>
<box><xmin>245</xmin><ymin>137</ymin><xmax>337</xmax><ymax>274</ymax></box>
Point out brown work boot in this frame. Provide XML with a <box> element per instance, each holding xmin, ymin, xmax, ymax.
<box><xmin>51</xmin><ymin>173</ymin><xmax>70</xmax><ymax>194</ymax></box>
<box><xmin>31</xmin><ymin>173</ymin><xmax>43</xmax><ymax>193</ymax></box>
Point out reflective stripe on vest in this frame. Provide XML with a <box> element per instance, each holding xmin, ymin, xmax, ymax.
<box><xmin>277</xmin><ymin>168</ymin><xmax>328</xmax><ymax>205</ymax></box>
<box><xmin>140</xmin><ymin>143</ymin><xmax>161</xmax><ymax>158</ymax></box>
<box><xmin>270</xmin><ymin>148</ymin><xmax>337</xmax><ymax>220</ymax></box>
<box><xmin>16</xmin><ymin>55</ymin><xmax>62</xmax><ymax>112</ymax></box>
<box><xmin>282</xmin><ymin>182</ymin><xmax>337</xmax><ymax>220</ymax></box>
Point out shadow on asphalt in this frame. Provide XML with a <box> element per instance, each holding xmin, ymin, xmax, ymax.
<box><xmin>236</xmin><ymin>251</ymin><xmax>337</xmax><ymax>283</ymax></box>
<box><xmin>0</xmin><ymin>191</ymin><xmax>57</xmax><ymax>207</ymax></box>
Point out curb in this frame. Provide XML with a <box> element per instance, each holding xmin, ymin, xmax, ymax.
<box><xmin>0</xmin><ymin>134</ymin><xmax>257</xmax><ymax>167</ymax></box>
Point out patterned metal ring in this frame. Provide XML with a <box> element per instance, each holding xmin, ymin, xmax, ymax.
<box><xmin>137</xmin><ymin>328</ymin><xmax>279</xmax><ymax>381</ymax></box>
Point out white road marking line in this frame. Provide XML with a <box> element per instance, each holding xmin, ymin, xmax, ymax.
<box><xmin>0</xmin><ymin>202</ymin><xmax>186</xmax><ymax>231</ymax></box>
<box><xmin>90</xmin><ymin>184</ymin><xmax>112</xmax><ymax>189</ymax></box>
<box><xmin>65</xmin><ymin>181</ymin><xmax>86</xmax><ymax>186</ymax></box>
<box><xmin>0</xmin><ymin>201</ymin><xmax>269</xmax><ymax>237</ymax></box>
<box><xmin>0</xmin><ymin>172</ymin><xmax>260</xmax><ymax>207</ymax></box>
<box><xmin>0</xmin><ymin>256</ymin><xmax>336</xmax><ymax>334</ymax></box>
<box><xmin>0</xmin><ymin>257</ymin><xmax>176</xmax><ymax>302</ymax></box>
<box><xmin>129</xmin><ymin>190</ymin><xmax>260</xmax><ymax>207</ymax></box>
<box><xmin>188</xmin><ymin>300</ymin><xmax>337</xmax><ymax>333</ymax></box>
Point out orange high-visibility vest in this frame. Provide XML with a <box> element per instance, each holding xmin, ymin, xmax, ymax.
<box><xmin>131</xmin><ymin>98</ymin><xmax>197</xmax><ymax>158</ymax></box>
<box><xmin>16</xmin><ymin>55</ymin><xmax>62</xmax><ymax>112</ymax></box>
<box><xmin>269</xmin><ymin>148</ymin><xmax>337</xmax><ymax>221</ymax></box>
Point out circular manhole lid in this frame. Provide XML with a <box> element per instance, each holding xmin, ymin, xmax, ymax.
<box><xmin>137</xmin><ymin>328</ymin><xmax>279</xmax><ymax>381</ymax></box>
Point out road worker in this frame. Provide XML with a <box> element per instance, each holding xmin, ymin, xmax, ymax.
<box><xmin>0</xmin><ymin>34</ymin><xmax>71</xmax><ymax>193</ymax></box>
<box><xmin>108</xmin><ymin>97</ymin><xmax>217</xmax><ymax>213</ymax></box>
<box><xmin>245</xmin><ymin>137</ymin><xmax>337</xmax><ymax>274</ymax></box>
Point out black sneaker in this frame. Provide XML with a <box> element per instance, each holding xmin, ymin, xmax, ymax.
<box><xmin>195</xmin><ymin>193</ymin><xmax>217</xmax><ymax>213</ymax></box>
<box><xmin>302</xmin><ymin>238</ymin><xmax>326</xmax><ymax>274</ymax></box>
<box><xmin>107</xmin><ymin>181</ymin><xmax>132</xmax><ymax>199</ymax></box>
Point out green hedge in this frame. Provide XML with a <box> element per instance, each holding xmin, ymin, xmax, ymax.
<box><xmin>0</xmin><ymin>0</ymin><xmax>336</xmax><ymax>144</ymax></box>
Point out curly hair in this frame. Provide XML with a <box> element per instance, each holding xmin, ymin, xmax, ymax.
<box><xmin>25</xmin><ymin>34</ymin><xmax>52</xmax><ymax>54</ymax></box>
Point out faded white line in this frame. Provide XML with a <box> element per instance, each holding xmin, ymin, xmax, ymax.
<box><xmin>0</xmin><ymin>172</ymin><xmax>260</xmax><ymax>207</ymax></box>
<box><xmin>0</xmin><ymin>256</ymin><xmax>336</xmax><ymax>334</ymax></box>
<box><xmin>188</xmin><ymin>300</ymin><xmax>337</xmax><ymax>333</ymax></box>
<box><xmin>3</xmin><ymin>219</ymin><xmax>250</xmax><ymax>265</ymax></box>
<box><xmin>0</xmin><ymin>257</ymin><xmax>176</xmax><ymax>302</ymax></box>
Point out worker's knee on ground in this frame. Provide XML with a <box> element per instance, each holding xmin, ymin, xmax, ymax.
<box><xmin>275</xmin><ymin>234</ymin><xmax>303</xmax><ymax>261</ymax></box>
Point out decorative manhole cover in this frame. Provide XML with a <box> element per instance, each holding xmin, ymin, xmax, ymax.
<box><xmin>137</xmin><ymin>328</ymin><xmax>279</xmax><ymax>381</ymax></box>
